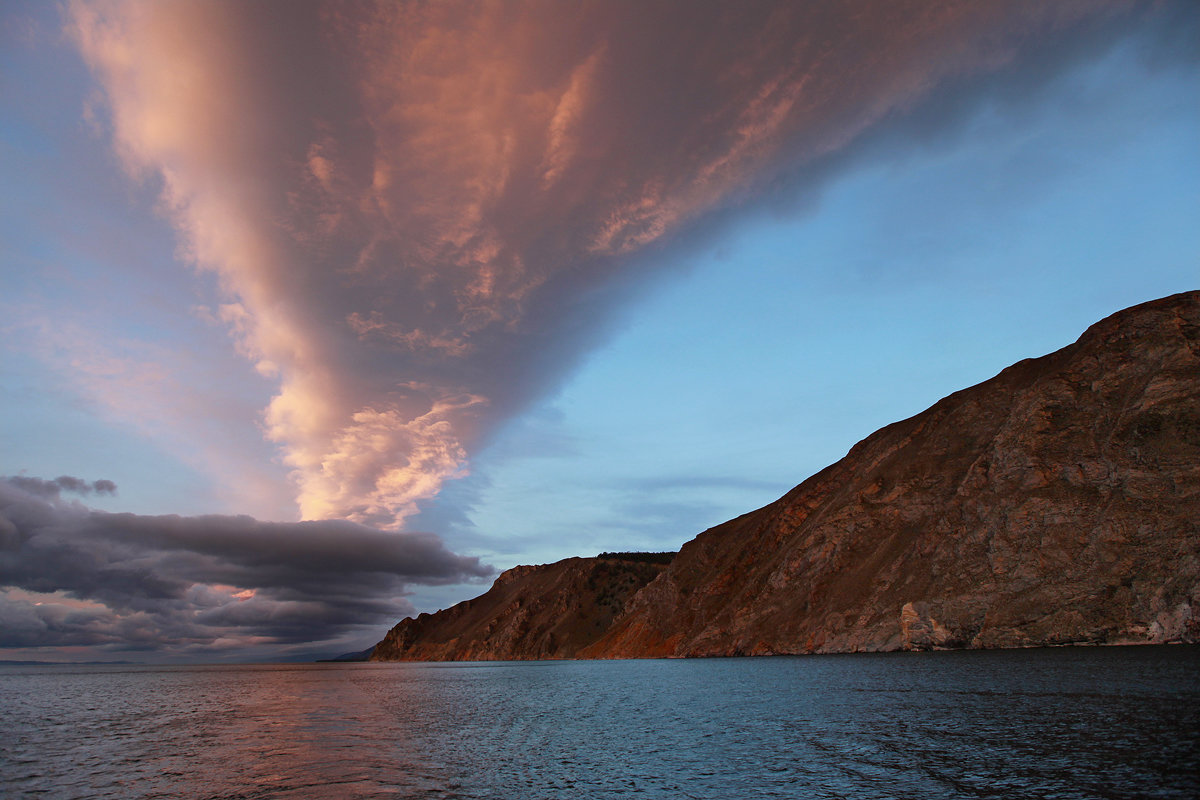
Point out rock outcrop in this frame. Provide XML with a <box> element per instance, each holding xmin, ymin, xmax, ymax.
<box><xmin>371</xmin><ymin>555</ymin><xmax>669</xmax><ymax>661</ymax></box>
<box><xmin>374</xmin><ymin>291</ymin><xmax>1200</xmax><ymax>660</ymax></box>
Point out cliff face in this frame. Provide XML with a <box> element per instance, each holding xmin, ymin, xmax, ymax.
<box><xmin>586</xmin><ymin>291</ymin><xmax>1199</xmax><ymax>656</ymax></box>
<box><xmin>371</xmin><ymin>556</ymin><xmax>668</xmax><ymax>661</ymax></box>
<box><xmin>373</xmin><ymin>292</ymin><xmax>1199</xmax><ymax>660</ymax></box>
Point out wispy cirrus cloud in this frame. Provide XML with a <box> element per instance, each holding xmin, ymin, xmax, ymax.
<box><xmin>2</xmin><ymin>313</ymin><xmax>294</xmax><ymax>519</ymax></box>
<box><xmin>66</xmin><ymin>0</ymin><xmax>1140</xmax><ymax>528</ymax></box>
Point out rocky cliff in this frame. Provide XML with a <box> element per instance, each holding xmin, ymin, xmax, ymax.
<box><xmin>371</xmin><ymin>555</ymin><xmax>669</xmax><ymax>660</ymax></box>
<box><xmin>374</xmin><ymin>291</ymin><xmax>1199</xmax><ymax>660</ymax></box>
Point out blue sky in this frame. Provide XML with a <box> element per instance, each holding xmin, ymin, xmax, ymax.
<box><xmin>0</xmin><ymin>1</ymin><xmax>1196</xmax><ymax>660</ymax></box>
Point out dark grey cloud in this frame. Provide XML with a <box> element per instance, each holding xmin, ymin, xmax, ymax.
<box><xmin>0</xmin><ymin>476</ymin><xmax>492</xmax><ymax>657</ymax></box>
<box><xmin>5</xmin><ymin>474</ymin><xmax>117</xmax><ymax>499</ymax></box>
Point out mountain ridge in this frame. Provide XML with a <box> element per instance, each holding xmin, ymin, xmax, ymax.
<box><xmin>372</xmin><ymin>291</ymin><xmax>1200</xmax><ymax>661</ymax></box>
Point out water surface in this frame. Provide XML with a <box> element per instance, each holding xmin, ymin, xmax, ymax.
<box><xmin>3</xmin><ymin>646</ymin><xmax>1197</xmax><ymax>799</ymax></box>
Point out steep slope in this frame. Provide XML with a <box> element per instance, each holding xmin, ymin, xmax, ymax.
<box><xmin>370</xmin><ymin>292</ymin><xmax>1199</xmax><ymax>661</ymax></box>
<box><xmin>371</xmin><ymin>555</ymin><xmax>669</xmax><ymax>661</ymax></box>
<box><xmin>584</xmin><ymin>291</ymin><xmax>1200</xmax><ymax>656</ymax></box>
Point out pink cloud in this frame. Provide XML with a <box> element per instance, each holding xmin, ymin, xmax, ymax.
<box><xmin>67</xmin><ymin>0</ymin><xmax>1129</xmax><ymax>528</ymax></box>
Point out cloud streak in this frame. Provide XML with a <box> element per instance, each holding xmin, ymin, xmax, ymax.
<box><xmin>3</xmin><ymin>312</ymin><xmax>296</xmax><ymax>518</ymax></box>
<box><xmin>66</xmin><ymin>0</ymin><xmax>1142</xmax><ymax>528</ymax></box>
<box><xmin>6</xmin><ymin>474</ymin><xmax>117</xmax><ymax>499</ymax></box>
<box><xmin>0</xmin><ymin>476</ymin><xmax>490</xmax><ymax>656</ymax></box>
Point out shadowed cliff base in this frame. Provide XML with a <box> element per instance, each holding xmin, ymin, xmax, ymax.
<box><xmin>373</xmin><ymin>291</ymin><xmax>1200</xmax><ymax>661</ymax></box>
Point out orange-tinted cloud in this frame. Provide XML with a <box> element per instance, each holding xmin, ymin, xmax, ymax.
<box><xmin>68</xmin><ymin>0</ymin><xmax>1131</xmax><ymax>527</ymax></box>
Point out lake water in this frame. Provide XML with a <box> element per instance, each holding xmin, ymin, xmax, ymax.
<box><xmin>2</xmin><ymin>646</ymin><xmax>1197</xmax><ymax>799</ymax></box>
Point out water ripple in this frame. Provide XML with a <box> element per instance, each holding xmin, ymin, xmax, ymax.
<box><xmin>2</xmin><ymin>647</ymin><xmax>1197</xmax><ymax>799</ymax></box>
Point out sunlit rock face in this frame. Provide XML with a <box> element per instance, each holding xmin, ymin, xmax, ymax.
<box><xmin>374</xmin><ymin>292</ymin><xmax>1199</xmax><ymax>660</ymax></box>
<box><xmin>588</xmin><ymin>291</ymin><xmax>1200</xmax><ymax>657</ymax></box>
<box><xmin>371</xmin><ymin>556</ymin><xmax>669</xmax><ymax>661</ymax></box>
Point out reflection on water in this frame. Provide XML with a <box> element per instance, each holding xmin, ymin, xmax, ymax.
<box><xmin>3</xmin><ymin>646</ymin><xmax>1197</xmax><ymax>799</ymax></box>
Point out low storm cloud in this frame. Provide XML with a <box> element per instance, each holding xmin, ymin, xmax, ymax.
<box><xmin>0</xmin><ymin>476</ymin><xmax>491</xmax><ymax>658</ymax></box>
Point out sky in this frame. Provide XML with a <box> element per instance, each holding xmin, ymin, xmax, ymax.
<box><xmin>1</xmin><ymin>0</ymin><xmax>1197</xmax><ymax>662</ymax></box>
